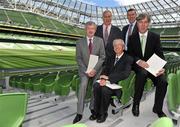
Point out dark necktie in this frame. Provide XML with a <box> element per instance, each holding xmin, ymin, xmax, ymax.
<box><xmin>104</xmin><ymin>26</ymin><xmax>109</xmax><ymax>46</ymax></box>
<box><xmin>114</xmin><ymin>57</ymin><xmax>119</xmax><ymax>65</ymax></box>
<box><xmin>128</xmin><ymin>23</ymin><xmax>133</xmax><ymax>36</ymax></box>
<box><xmin>89</xmin><ymin>39</ymin><xmax>93</xmax><ymax>54</ymax></box>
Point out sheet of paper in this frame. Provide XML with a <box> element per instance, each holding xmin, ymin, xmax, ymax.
<box><xmin>86</xmin><ymin>55</ymin><xmax>99</xmax><ymax>73</ymax></box>
<box><xmin>145</xmin><ymin>53</ymin><xmax>167</xmax><ymax>77</ymax></box>
<box><xmin>96</xmin><ymin>80</ymin><xmax>122</xmax><ymax>90</ymax></box>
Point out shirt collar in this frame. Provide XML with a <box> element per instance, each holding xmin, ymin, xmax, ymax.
<box><xmin>86</xmin><ymin>36</ymin><xmax>94</xmax><ymax>41</ymax></box>
<box><xmin>116</xmin><ymin>52</ymin><xmax>124</xmax><ymax>59</ymax></box>
<box><xmin>130</xmin><ymin>21</ymin><xmax>136</xmax><ymax>26</ymax></box>
<box><xmin>139</xmin><ymin>30</ymin><xmax>148</xmax><ymax>37</ymax></box>
<box><xmin>103</xmin><ymin>24</ymin><xmax>112</xmax><ymax>29</ymax></box>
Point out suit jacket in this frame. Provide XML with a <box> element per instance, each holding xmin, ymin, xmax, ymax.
<box><xmin>101</xmin><ymin>53</ymin><xmax>133</xmax><ymax>84</ymax></box>
<box><xmin>122</xmin><ymin>23</ymin><xmax>138</xmax><ymax>42</ymax></box>
<box><xmin>95</xmin><ymin>25</ymin><xmax>123</xmax><ymax>58</ymax></box>
<box><xmin>127</xmin><ymin>31</ymin><xmax>165</xmax><ymax>70</ymax></box>
<box><xmin>76</xmin><ymin>36</ymin><xmax>106</xmax><ymax>77</ymax></box>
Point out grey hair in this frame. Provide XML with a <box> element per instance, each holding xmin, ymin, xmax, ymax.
<box><xmin>136</xmin><ymin>13</ymin><xmax>151</xmax><ymax>23</ymax></box>
<box><xmin>113</xmin><ymin>39</ymin><xmax>125</xmax><ymax>47</ymax></box>
<box><xmin>103</xmin><ymin>10</ymin><xmax>112</xmax><ymax>17</ymax></box>
<box><xmin>85</xmin><ymin>21</ymin><xmax>96</xmax><ymax>29</ymax></box>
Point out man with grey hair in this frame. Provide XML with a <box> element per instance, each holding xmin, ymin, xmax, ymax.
<box><xmin>95</xmin><ymin>10</ymin><xmax>123</xmax><ymax>58</ymax></box>
<box><xmin>73</xmin><ymin>21</ymin><xmax>105</xmax><ymax>123</ymax></box>
<box><xmin>127</xmin><ymin>13</ymin><xmax>168</xmax><ymax>118</ymax></box>
<box><xmin>92</xmin><ymin>39</ymin><xmax>133</xmax><ymax>123</ymax></box>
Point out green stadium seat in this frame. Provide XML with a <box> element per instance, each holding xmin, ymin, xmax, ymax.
<box><xmin>167</xmin><ymin>73</ymin><xmax>178</xmax><ymax>111</ymax></box>
<box><xmin>118</xmin><ymin>72</ymin><xmax>135</xmax><ymax>105</ymax></box>
<box><xmin>16</xmin><ymin>76</ymin><xmax>23</xmax><ymax>88</ymax></box>
<box><xmin>149</xmin><ymin>117</ymin><xmax>173</xmax><ymax>127</ymax></box>
<box><xmin>0</xmin><ymin>87</ymin><xmax>2</xmax><ymax>94</ymax></box>
<box><xmin>176</xmin><ymin>70</ymin><xmax>180</xmax><ymax>105</ymax></box>
<box><xmin>31</xmin><ymin>73</ymin><xmax>48</xmax><ymax>92</ymax></box>
<box><xmin>54</xmin><ymin>73</ymin><xmax>73</xmax><ymax>96</ymax></box>
<box><xmin>0</xmin><ymin>93</ymin><xmax>28</xmax><ymax>127</ymax></box>
<box><xmin>62</xmin><ymin>123</ymin><xmax>87</xmax><ymax>127</ymax></box>
<box><xmin>144</xmin><ymin>78</ymin><xmax>153</xmax><ymax>91</ymax></box>
<box><xmin>41</xmin><ymin>72</ymin><xmax>57</xmax><ymax>93</ymax></box>
<box><xmin>71</xmin><ymin>75</ymin><xmax>78</xmax><ymax>91</ymax></box>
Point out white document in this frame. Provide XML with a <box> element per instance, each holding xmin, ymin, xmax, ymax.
<box><xmin>86</xmin><ymin>55</ymin><xmax>99</xmax><ymax>73</ymax></box>
<box><xmin>96</xmin><ymin>80</ymin><xmax>122</xmax><ymax>90</ymax></box>
<box><xmin>145</xmin><ymin>53</ymin><xmax>167</xmax><ymax>77</ymax></box>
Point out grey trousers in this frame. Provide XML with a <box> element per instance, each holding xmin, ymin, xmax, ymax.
<box><xmin>77</xmin><ymin>70</ymin><xmax>101</xmax><ymax>115</ymax></box>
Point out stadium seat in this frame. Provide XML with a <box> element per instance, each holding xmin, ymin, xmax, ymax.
<box><xmin>0</xmin><ymin>93</ymin><xmax>28</xmax><ymax>127</ymax></box>
<box><xmin>167</xmin><ymin>73</ymin><xmax>178</xmax><ymax>111</ymax></box>
<box><xmin>62</xmin><ymin>123</ymin><xmax>87</xmax><ymax>127</ymax></box>
<box><xmin>71</xmin><ymin>75</ymin><xmax>78</xmax><ymax>91</ymax></box>
<box><xmin>41</xmin><ymin>72</ymin><xmax>57</xmax><ymax>93</ymax></box>
<box><xmin>118</xmin><ymin>72</ymin><xmax>135</xmax><ymax>105</ymax></box>
<box><xmin>149</xmin><ymin>117</ymin><xmax>173</xmax><ymax>127</ymax></box>
<box><xmin>0</xmin><ymin>87</ymin><xmax>2</xmax><ymax>94</ymax></box>
<box><xmin>176</xmin><ymin>70</ymin><xmax>180</xmax><ymax>105</ymax></box>
<box><xmin>54</xmin><ymin>72</ymin><xmax>73</xmax><ymax>96</ymax></box>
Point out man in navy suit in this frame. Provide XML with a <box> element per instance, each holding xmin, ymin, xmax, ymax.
<box><xmin>127</xmin><ymin>13</ymin><xmax>168</xmax><ymax>118</ymax></box>
<box><xmin>95</xmin><ymin>10</ymin><xmax>123</xmax><ymax>58</ymax></box>
<box><xmin>92</xmin><ymin>39</ymin><xmax>133</xmax><ymax>123</ymax></box>
<box><xmin>122</xmin><ymin>8</ymin><xmax>138</xmax><ymax>51</ymax></box>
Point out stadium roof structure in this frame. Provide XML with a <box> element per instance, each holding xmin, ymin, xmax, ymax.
<box><xmin>0</xmin><ymin>0</ymin><xmax>179</xmax><ymax>28</ymax></box>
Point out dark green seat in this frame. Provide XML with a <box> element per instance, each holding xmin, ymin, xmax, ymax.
<box><xmin>16</xmin><ymin>76</ymin><xmax>23</xmax><ymax>88</ymax></box>
<box><xmin>71</xmin><ymin>75</ymin><xmax>78</xmax><ymax>91</ymax></box>
<box><xmin>31</xmin><ymin>74</ymin><xmax>47</xmax><ymax>92</ymax></box>
<box><xmin>41</xmin><ymin>72</ymin><xmax>57</xmax><ymax>93</ymax></box>
<box><xmin>0</xmin><ymin>93</ymin><xmax>28</xmax><ymax>127</ymax></box>
<box><xmin>54</xmin><ymin>73</ymin><xmax>73</xmax><ymax>96</ymax></box>
<box><xmin>19</xmin><ymin>75</ymin><xmax>30</xmax><ymax>89</ymax></box>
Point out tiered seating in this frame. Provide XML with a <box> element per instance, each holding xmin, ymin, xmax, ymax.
<box><xmin>9</xmin><ymin>70</ymin><xmax>77</xmax><ymax>97</ymax></box>
<box><xmin>0</xmin><ymin>9</ymin><xmax>84</xmax><ymax>36</ymax></box>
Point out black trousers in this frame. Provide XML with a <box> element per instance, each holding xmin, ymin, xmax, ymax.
<box><xmin>133</xmin><ymin>66</ymin><xmax>168</xmax><ymax>112</ymax></box>
<box><xmin>93</xmin><ymin>82</ymin><xmax>121</xmax><ymax>115</ymax></box>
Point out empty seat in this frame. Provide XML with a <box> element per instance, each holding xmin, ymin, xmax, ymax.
<box><xmin>41</xmin><ymin>72</ymin><xmax>57</xmax><ymax>93</ymax></box>
<box><xmin>54</xmin><ymin>73</ymin><xmax>73</xmax><ymax>96</ymax></box>
<box><xmin>149</xmin><ymin>117</ymin><xmax>173</xmax><ymax>127</ymax></box>
<box><xmin>0</xmin><ymin>93</ymin><xmax>28</xmax><ymax>127</ymax></box>
<box><xmin>62</xmin><ymin>123</ymin><xmax>87</xmax><ymax>127</ymax></box>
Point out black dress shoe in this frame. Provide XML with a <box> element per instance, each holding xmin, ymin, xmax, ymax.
<box><xmin>132</xmin><ymin>104</ymin><xmax>139</xmax><ymax>117</ymax></box>
<box><xmin>73</xmin><ymin>114</ymin><xmax>82</xmax><ymax>124</ymax></box>
<box><xmin>153</xmin><ymin>108</ymin><xmax>166</xmax><ymax>118</ymax></box>
<box><xmin>89</xmin><ymin>114</ymin><xmax>97</xmax><ymax>120</ymax></box>
<box><xmin>96</xmin><ymin>113</ymin><xmax>108</xmax><ymax>123</ymax></box>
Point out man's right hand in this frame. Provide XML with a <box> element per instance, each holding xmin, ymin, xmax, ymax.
<box><xmin>137</xmin><ymin>60</ymin><xmax>149</xmax><ymax>69</ymax></box>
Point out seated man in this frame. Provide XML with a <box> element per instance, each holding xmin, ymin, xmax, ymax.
<box><xmin>92</xmin><ymin>39</ymin><xmax>133</xmax><ymax>123</ymax></box>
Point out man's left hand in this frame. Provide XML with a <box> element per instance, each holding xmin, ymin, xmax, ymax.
<box><xmin>156</xmin><ymin>68</ymin><xmax>165</xmax><ymax>77</ymax></box>
<box><xmin>87</xmin><ymin>69</ymin><xmax>96</xmax><ymax>77</ymax></box>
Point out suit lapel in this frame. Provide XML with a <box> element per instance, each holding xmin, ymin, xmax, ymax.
<box><xmin>144</xmin><ymin>31</ymin><xmax>150</xmax><ymax>58</ymax></box>
<box><xmin>108</xmin><ymin>25</ymin><xmax>113</xmax><ymax>42</ymax></box>
<box><xmin>83</xmin><ymin>38</ymin><xmax>90</xmax><ymax>61</ymax></box>
<box><xmin>92</xmin><ymin>37</ymin><xmax>97</xmax><ymax>54</ymax></box>
<box><xmin>136</xmin><ymin>33</ymin><xmax>143</xmax><ymax>58</ymax></box>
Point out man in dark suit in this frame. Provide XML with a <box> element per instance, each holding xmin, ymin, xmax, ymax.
<box><xmin>122</xmin><ymin>8</ymin><xmax>138</xmax><ymax>51</ymax></box>
<box><xmin>95</xmin><ymin>10</ymin><xmax>123</xmax><ymax>58</ymax></box>
<box><xmin>91</xmin><ymin>39</ymin><xmax>133</xmax><ymax>123</ymax></box>
<box><xmin>127</xmin><ymin>13</ymin><xmax>168</xmax><ymax>118</ymax></box>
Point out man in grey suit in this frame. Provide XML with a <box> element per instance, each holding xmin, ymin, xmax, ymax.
<box><xmin>73</xmin><ymin>21</ymin><xmax>106</xmax><ymax>123</ymax></box>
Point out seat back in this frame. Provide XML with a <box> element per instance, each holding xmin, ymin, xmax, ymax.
<box><xmin>150</xmin><ymin>117</ymin><xmax>173</xmax><ymax>127</ymax></box>
<box><xmin>167</xmin><ymin>73</ymin><xmax>178</xmax><ymax>111</ymax></box>
<box><xmin>0</xmin><ymin>93</ymin><xmax>28</xmax><ymax>127</ymax></box>
<box><xmin>177</xmin><ymin>70</ymin><xmax>180</xmax><ymax>105</ymax></box>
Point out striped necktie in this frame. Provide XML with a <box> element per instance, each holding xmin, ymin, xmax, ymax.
<box><xmin>89</xmin><ymin>38</ymin><xmax>93</xmax><ymax>54</ymax></box>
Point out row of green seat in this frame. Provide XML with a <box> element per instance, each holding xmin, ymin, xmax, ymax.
<box><xmin>9</xmin><ymin>70</ymin><xmax>77</xmax><ymax>96</ymax></box>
